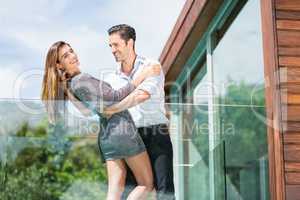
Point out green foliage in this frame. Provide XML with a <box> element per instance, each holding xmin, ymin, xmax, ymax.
<box><xmin>186</xmin><ymin>80</ymin><xmax>268</xmax><ymax>199</ymax></box>
<box><xmin>1</xmin><ymin>121</ymin><xmax>107</xmax><ymax>200</ymax></box>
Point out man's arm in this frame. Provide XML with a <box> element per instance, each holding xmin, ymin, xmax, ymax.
<box><xmin>103</xmin><ymin>89</ymin><xmax>150</xmax><ymax>115</ymax></box>
<box><xmin>104</xmin><ymin>71</ymin><xmax>162</xmax><ymax>115</ymax></box>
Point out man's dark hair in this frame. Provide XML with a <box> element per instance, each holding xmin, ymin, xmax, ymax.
<box><xmin>108</xmin><ymin>24</ymin><xmax>136</xmax><ymax>42</ymax></box>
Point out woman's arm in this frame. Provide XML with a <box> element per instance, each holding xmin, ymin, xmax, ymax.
<box><xmin>100</xmin><ymin>63</ymin><xmax>161</xmax><ymax>102</ymax></box>
<box><xmin>65</xmin><ymin>88</ymin><xmax>92</xmax><ymax>117</ymax></box>
<box><xmin>60</xmin><ymin>79</ymin><xmax>92</xmax><ymax>117</ymax></box>
<box><xmin>71</xmin><ymin>64</ymin><xmax>161</xmax><ymax>105</ymax></box>
<box><xmin>103</xmin><ymin>64</ymin><xmax>162</xmax><ymax>115</ymax></box>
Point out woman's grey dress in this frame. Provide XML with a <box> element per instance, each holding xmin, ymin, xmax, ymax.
<box><xmin>68</xmin><ymin>73</ymin><xmax>145</xmax><ymax>161</ymax></box>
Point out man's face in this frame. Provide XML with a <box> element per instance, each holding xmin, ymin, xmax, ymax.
<box><xmin>108</xmin><ymin>33</ymin><xmax>131</xmax><ymax>62</ymax></box>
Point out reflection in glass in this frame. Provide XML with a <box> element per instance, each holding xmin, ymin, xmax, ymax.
<box><xmin>213</xmin><ymin>0</ymin><xmax>265</xmax><ymax>107</ymax></box>
<box><xmin>212</xmin><ymin>0</ymin><xmax>269</xmax><ymax>199</ymax></box>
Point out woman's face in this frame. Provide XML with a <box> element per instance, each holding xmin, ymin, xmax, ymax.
<box><xmin>57</xmin><ymin>44</ymin><xmax>80</xmax><ymax>73</ymax></box>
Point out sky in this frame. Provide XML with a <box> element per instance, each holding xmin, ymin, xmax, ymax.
<box><xmin>0</xmin><ymin>0</ymin><xmax>186</xmax><ymax>99</ymax></box>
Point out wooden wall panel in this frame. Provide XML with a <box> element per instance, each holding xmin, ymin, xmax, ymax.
<box><xmin>277</xmin><ymin>10</ymin><xmax>300</xmax><ymax>20</ymax></box>
<box><xmin>286</xmin><ymin>172</ymin><xmax>300</xmax><ymax>184</ymax></box>
<box><xmin>285</xmin><ymin>162</ymin><xmax>300</xmax><ymax>171</ymax></box>
<box><xmin>284</xmin><ymin>133</ymin><xmax>300</xmax><ymax>144</ymax></box>
<box><xmin>279</xmin><ymin>57</ymin><xmax>300</xmax><ymax>67</ymax></box>
<box><xmin>275</xmin><ymin>0</ymin><xmax>300</xmax><ymax>11</ymax></box>
<box><xmin>285</xmin><ymin>145</ymin><xmax>300</xmax><ymax>161</ymax></box>
<box><xmin>280</xmin><ymin>67</ymin><xmax>300</xmax><ymax>84</ymax></box>
<box><xmin>277</xmin><ymin>20</ymin><xmax>300</xmax><ymax>30</ymax></box>
<box><xmin>282</xmin><ymin>105</ymin><xmax>300</xmax><ymax>121</ymax></box>
<box><xmin>277</xmin><ymin>30</ymin><xmax>300</xmax><ymax>46</ymax></box>
<box><xmin>283</xmin><ymin>122</ymin><xmax>300</xmax><ymax>132</ymax></box>
<box><xmin>281</xmin><ymin>83</ymin><xmax>300</xmax><ymax>94</ymax></box>
<box><xmin>281</xmin><ymin>92</ymin><xmax>300</xmax><ymax>104</ymax></box>
<box><xmin>278</xmin><ymin>47</ymin><xmax>300</xmax><ymax>56</ymax></box>
<box><xmin>286</xmin><ymin>185</ymin><xmax>300</xmax><ymax>200</ymax></box>
<box><xmin>275</xmin><ymin>0</ymin><xmax>300</xmax><ymax>199</ymax></box>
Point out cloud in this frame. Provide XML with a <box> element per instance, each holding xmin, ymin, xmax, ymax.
<box><xmin>0</xmin><ymin>63</ymin><xmax>23</xmax><ymax>98</ymax></box>
<box><xmin>0</xmin><ymin>0</ymin><xmax>185</xmax><ymax>98</ymax></box>
<box><xmin>94</xmin><ymin>0</ymin><xmax>185</xmax><ymax>58</ymax></box>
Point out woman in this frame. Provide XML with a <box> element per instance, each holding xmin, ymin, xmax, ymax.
<box><xmin>41</xmin><ymin>41</ymin><xmax>158</xmax><ymax>200</ymax></box>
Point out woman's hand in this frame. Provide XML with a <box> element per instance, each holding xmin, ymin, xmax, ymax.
<box><xmin>131</xmin><ymin>63</ymin><xmax>162</xmax><ymax>87</ymax></box>
<box><xmin>142</xmin><ymin>64</ymin><xmax>161</xmax><ymax>77</ymax></box>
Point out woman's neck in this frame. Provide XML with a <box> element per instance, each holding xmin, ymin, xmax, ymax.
<box><xmin>71</xmin><ymin>70</ymin><xmax>81</xmax><ymax>77</ymax></box>
<box><xmin>62</xmin><ymin>69</ymin><xmax>80</xmax><ymax>81</ymax></box>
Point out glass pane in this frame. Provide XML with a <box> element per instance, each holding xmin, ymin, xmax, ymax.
<box><xmin>0</xmin><ymin>100</ymin><xmax>107</xmax><ymax>200</ymax></box>
<box><xmin>213</xmin><ymin>0</ymin><xmax>265</xmax><ymax>107</ymax></box>
<box><xmin>221</xmin><ymin>105</ymin><xmax>269</xmax><ymax>200</ymax></box>
<box><xmin>168</xmin><ymin>102</ymin><xmax>269</xmax><ymax>200</ymax></box>
<box><xmin>175</xmin><ymin>66</ymin><xmax>211</xmax><ymax>199</ymax></box>
<box><xmin>212</xmin><ymin>0</ymin><xmax>269</xmax><ymax>199</ymax></box>
<box><xmin>169</xmin><ymin>103</ymin><xmax>210</xmax><ymax>200</ymax></box>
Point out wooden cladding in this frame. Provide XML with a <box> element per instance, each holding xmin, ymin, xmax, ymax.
<box><xmin>281</xmin><ymin>83</ymin><xmax>300</xmax><ymax>94</ymax></box>
<box><xmin>275</xmin><ymin>0</ymin><xmax>300</xmax><ymax>11</ymax></box>
<box><xmin>280</xmin><ymin>67</ymin><xmax>300</xmax><ymax>83</ymax></box>
<box><xmin>277</xmin><ymin>10</ymin><xmax>300</xmax><ymax>20</ymax></box>
<box><xmin>281</xmin><ymin>92</ymin><xmax>300</xmax><ymax>104</ymax></box>
<box><xmin>284</xmin><ymin>133</ymin><xmax>300</xmax><ymax>144</ymax></box>
<box><xmin>277</xmin><ymin>20</ymin><xmax>300</xmax><ymax>30</ymax></box>
<box><xmin>275</xmin><ymin>0</ymin><xmax>300</xmax><ymax>198</ymax></box>
<box><xmin>286</xmin><ymin>185</ymin><xmax>300</xmax><ymax>200</ymax></box>
<box><xmin>278</xmin><ymin>47</ymin><xmax>300</xmax><ymax>56</ymax></box>
<box><xmin>283</xmin><ymin>122</ymin><xmax>300</xmax><ymax>132</ymax></box>
<box><xmin>286</xmin><ymin>173</ymin><xmax>300</xmax><ymax>184</ymax></box>
<box><xmin>279</xmin><ymin>57</ymin><xmax>300</xmax><ymax>66</ymax></box>
<box><xmin>277</xmin><ymin>30</ymin><xmax>300</xmax><ymax>47</ymax></box>
<box><xmin>282</xmin><ymin>105</ymin><xmax>300</xmax><ymax>121</ymax></box>
<box><xmin>285</xmin><ymin>145</ymin><xmax>300</xmax><ymax>161</ymax></box>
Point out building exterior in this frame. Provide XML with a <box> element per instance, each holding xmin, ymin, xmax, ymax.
<box><xmin>160</xmin><ymin>0</ymin><xmax>300</xmax><ymax>199</ymax></box>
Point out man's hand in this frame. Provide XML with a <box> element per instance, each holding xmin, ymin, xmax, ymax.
<box><xmin>103</xmin><ymin>89</ymin><xmax>150</xmax><ymax>114</ymax></box>
<box><xmin>102</xmin><ymin>108</ymin><xmax>113</xmax><ymax>118</ymax></box>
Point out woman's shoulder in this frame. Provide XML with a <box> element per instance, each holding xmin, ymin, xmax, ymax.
<box><xmin>70</xmin><ymin>73</ymin><xmax>95</xmax><ymax>85</ymax></box>
<box><xmin>70</xmin><ymin>73</ymin><xmax>103</xmax><ymax>91</ymax></box>
<box><xmin>73</xmin><ymin>72</ymin><xmax>92</xmax><ymax>81</ymax></box>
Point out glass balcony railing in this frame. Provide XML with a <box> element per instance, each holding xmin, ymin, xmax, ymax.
<box><xmin>0</xmin><ymin>99</ymin><xmax>107</xmax><ymax>200</ymax></box>
<box><xmin>0</xmin><ymin>99</ymin><xmax>270</xmax><ymax>200</ymax></box>
<box><xmin>169</xmin><ymin>102</ymin><xmax>269</xmax><ymax>200</ymax></box>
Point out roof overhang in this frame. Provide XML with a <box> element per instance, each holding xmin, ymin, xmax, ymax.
<box><xmin>159</xmin><ymin>0</ymin><xmax>223</xmax><ymax>93</ymax></box>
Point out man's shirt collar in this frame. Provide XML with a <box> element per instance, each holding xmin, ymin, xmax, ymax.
<box><xmin>116</xmin><ymin>55</ymin><xmax>146</xmax><ymax>79</ymax></box>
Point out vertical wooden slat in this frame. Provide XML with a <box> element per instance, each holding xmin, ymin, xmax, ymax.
<box><xmin>261</xmin><ymin>0</ymin><xmax>286</xmax><ymax>199</ymax></box>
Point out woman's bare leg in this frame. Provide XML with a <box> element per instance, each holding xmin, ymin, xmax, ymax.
<box><xmin>125</xmin><ymin>151</ymin><xmax>154</xmax><ymax>200</ymax></box>
<box><xmin>106</xmin><ymin>159</ymin><xmax>127</xmax><ymax>200</ymax></box>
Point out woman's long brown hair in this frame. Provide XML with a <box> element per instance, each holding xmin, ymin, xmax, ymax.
<box><xmin>41</xmin><ymin>41</ymin><xmax>69</xmax><ymax>124</ymax></box>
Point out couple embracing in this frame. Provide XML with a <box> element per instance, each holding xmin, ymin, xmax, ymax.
<box><xmin>41</xmin><ymin>24</ymin><xmax>174</xmax><ymax>200</ymax></box>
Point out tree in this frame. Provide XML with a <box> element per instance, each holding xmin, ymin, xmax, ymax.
<box><xmin>1</xmin><ymin>119</ymin><xmax>108</xmax><ymax>200</ymax></box>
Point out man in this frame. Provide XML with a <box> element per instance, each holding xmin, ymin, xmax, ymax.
<box><xmin>104</xmin><ymin>24</ymin><xmax>175</xmax><ymax>200</ymax></box>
